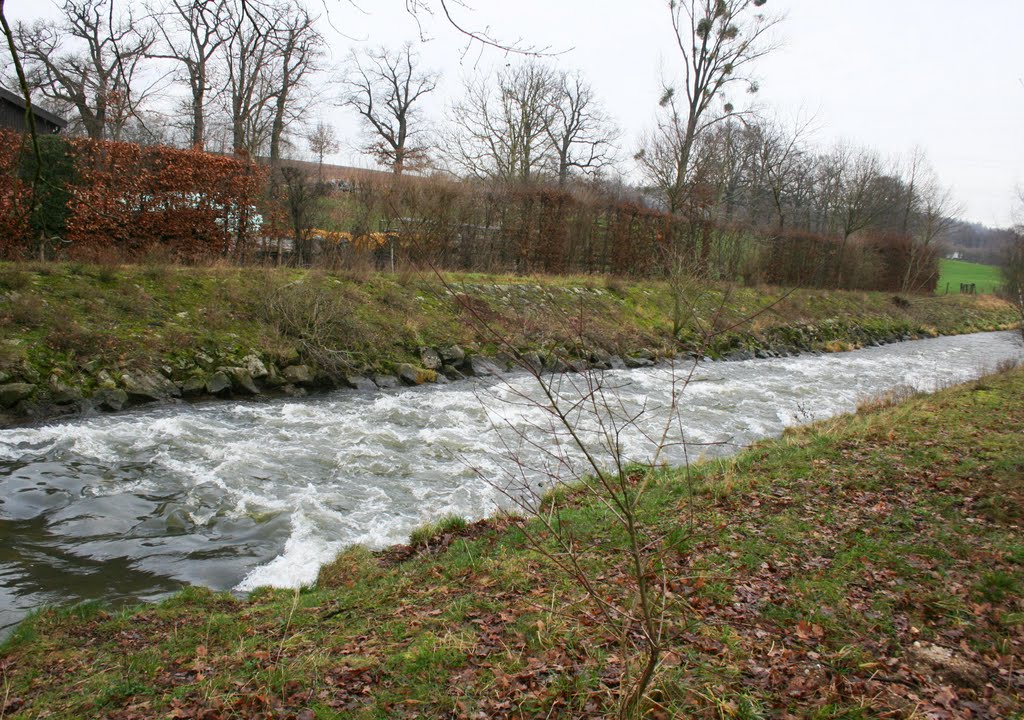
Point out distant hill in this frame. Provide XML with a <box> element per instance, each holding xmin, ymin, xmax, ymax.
<box><xmin>944</xmin><ymin>220</ymin><xmax>1015</xmax><ymax>264</ymax></box>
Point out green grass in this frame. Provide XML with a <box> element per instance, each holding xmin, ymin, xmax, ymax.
<box><xmin>2</xmin><ymin>365</ymin><xmax>1022</xmax><ymax>719</ymax></box>
<box><xmin>938</xmin><ymin>258</ymin><xmax>1005</xmax><ymax>295</ymax></box>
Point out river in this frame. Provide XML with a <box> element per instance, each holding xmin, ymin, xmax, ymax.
<box><xmin>0</xmin><ymin>331</ymin><xmax>1020</xmax><ymax>635</ymax></box>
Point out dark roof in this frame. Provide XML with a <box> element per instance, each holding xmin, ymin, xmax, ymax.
<box><xmin>0</xmin><ymin>87</ymin><xmax>68</xmax><ymax>130</ymax></box>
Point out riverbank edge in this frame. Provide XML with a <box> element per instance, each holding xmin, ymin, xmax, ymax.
<box><xmin>0</xmin><ymin>262</ymin><xmax>1018</xmax><ymax>427</ymax></box>
<box><xmin>1</xmin><ymin>358</ymin><xmax>1021</xmax><ymax>718</ymax></box>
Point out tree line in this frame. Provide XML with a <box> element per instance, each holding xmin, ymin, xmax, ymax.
<box><xmin>0</xmin><ymin>0</ymin><xmax>982</xmax><ymax>293</ymax></box>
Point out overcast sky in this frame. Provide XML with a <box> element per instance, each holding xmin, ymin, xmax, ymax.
<box><xmin>8</xmin><ymin>0</ymin><xmax>1024</xmax><ymax>227</ymax></box>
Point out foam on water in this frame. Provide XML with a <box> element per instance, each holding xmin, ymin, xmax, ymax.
<box><xmin>0</xmin><ymin>331</ymin><xmax>1021</xmax><ymax>631</ymax></box>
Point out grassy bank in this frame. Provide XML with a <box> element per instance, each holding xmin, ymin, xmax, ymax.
<box><xmin>0</xmin><ymin>261</ymin><xmax>1017</xmax><ymax>424</ymax></box>
<box><xmin>2</xmin><ymin>364</ymin><xmax>1022</xmax><ymax>718</ymax></box>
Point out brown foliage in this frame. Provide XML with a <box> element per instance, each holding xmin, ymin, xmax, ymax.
<box><xmin>0</xmin><ymin>130</ymin><xmax>30</xmax><ymax>252</ymax></box>
<box><xmin>761</xmin><ymin>229</ymin><xmax>936</xmax><ymax>293</ymax></box>
<box><xmin>351</xmin><ymin>175</ymin><xmax>687</xmax><ymax>277</ymax></box>
<box><xmin>0</xmin><ymin>133</ymin><xmax>267</xmax><ymax>262</ymax></box>
<box><xmin>861</xmin><ymin>231</ymin><xmax>940</xmax><ymax>293</ymax></box>
<box><xmin>65</xmin><ymin>141</ymin><xmax>267</xmax><ymax>261</ymax></box>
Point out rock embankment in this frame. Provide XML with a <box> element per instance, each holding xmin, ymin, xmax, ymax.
<box><xmin>0</xmin><ymin>319</ymin><xmax>965</xmax><ymax>427</ymax></box>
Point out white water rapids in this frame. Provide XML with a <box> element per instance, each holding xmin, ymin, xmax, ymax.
<box><xmin>0</xmin><ymin>331</ymin><xmax>1021</xmax><ymax>633</ymax></box>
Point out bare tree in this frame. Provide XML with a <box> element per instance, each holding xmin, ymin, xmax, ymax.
<box><xmin>833</xmin><ymin>146</ymin><xmax>886</xmax><ymax>238</ymax></box>
<box><xmin>341</xmin><ymin>43</ymin><xmax>438</xmax><ymax>175</ymax></box>
<box><xmin>267</xmin><ymin>3</ymin><xmax>324</xmax><ymax>167</ymax></box>
<box><xmin>897</xmin><ymin>150</ymin><xmax>960</xmax><ymax>293</ymax></box>
<box><xmin>277</xmin><ymin>165</ymin><xmax>325</xmax><ymax>265</ymax></box>
<box><xmin>14</xmin><ymin>0</ymin><xmax>157</xmax><ymax>140</ymax></box>
<box><xmin>546</xmin><ymin>70</ymin><xmax>619</xmax><ymax>185</ymax></box>
<box><xmin>753</xmin><ymin>115</ymin><xmax>814</xmax><ymax>232</ymax></box>
<box><xmin>218</xmin><ymin>0</ymin><xmax>277</xmax><ymax>155</ymax></box>
<box><xmin>633</xmin><ymin>92</ymin><xmax>697</xmax><ymax>214</ymax></box>
<box><xmin>148</xmin><ymin>0</ymin><xmax>229</xmax><ymax>150</ymax></box>
<box><xmin>996</xmin><ymin>191</ymin><xmax>1024</xmax><ymax>339</ymax></box>
<box><xmin>1004</xmin><ymin>241</ymin><xmax>1024</xmax><ymax>339</ymax></box>
<box><xmin>665</xmin><ymin>0</ymin><xmax>782</xmax><ymax>190</ymax></box>
<box><xmin>697</xmin><ymin>118</ymin><xmax>758</xmax><ymax>223</ymax></box>
<box><xmin>402</xmin><ymin>0</ymin><xmax>551</xmax><ymax>55</ymax></box>
<box><xmin>444</xmin><ymin>61</ymin><xmax>558</xmax><ymax>184</ymax></box>
<box><xmin>307</xmin><ymin>121</ymin><xmax>339</xmax><ymax>180</ymax></box>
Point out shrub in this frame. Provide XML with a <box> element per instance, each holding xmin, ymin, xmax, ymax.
<box><xmin>2</xmin><ymin>293</ymin><xmax>44</xmax><ymax>327</ymax></box>
<box><xmin>259</xmin><ymin>278</ymin><xmax>362</xmax><ymax>377</ymax></box>
<box><xmin>0</xmin><ymin>132</ymin><xmax>267</xmax><ymax>262</ymax></box>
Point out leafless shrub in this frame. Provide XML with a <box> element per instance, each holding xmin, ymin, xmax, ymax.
<box><xmin>0</xmin><ymin>268</ymin><xmax>31</xmax><ymax>292</ymax></box>
<box><xmin>2</xmin><ymin>293</ymin><xmax>44</xmax><ymax>327</ymax></box>
<box><xmin>443</xmin><ymin>273</ymin><xmax>786</xmax><ymax>718</ymax></box>
<box><xmin>45</xmin><ymin>321</ymin><xmax>105</xmax><ymax>357</ymax></box>
<box><xmin>260</xmin><ymin>279</ymin><xmax>361</xmax><ymax>377</ymax></box>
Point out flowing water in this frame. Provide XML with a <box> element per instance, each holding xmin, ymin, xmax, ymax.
<box><xmin>0</xmin><ymin>331</ymin><xmax>1021</xmax><ymax>635</ymax></box>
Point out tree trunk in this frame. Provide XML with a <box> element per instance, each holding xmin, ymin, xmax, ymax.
<box><xmin>191</xmin><ymin>66</ymin><xmax>206</xmax><ymax>150</ymax></box>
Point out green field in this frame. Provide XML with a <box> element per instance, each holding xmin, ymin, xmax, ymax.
<box><xmin>938</xmin><ymin>258</ymin><xmax>1005</xmax><ymax>294</ymax></box>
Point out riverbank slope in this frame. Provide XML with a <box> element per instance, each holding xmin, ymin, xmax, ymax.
<box><xmin>0</xmin><ymin>262</ymin><xmax>1017</xmax><ymax>425</ymax></box>
<box><xmin>2</xmin><ymin>363</ymin><xmax>1022</xmax><ymax>718</ymax></box>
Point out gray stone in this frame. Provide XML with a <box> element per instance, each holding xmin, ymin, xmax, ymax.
<box><xmin>495</xmin><ymin>352</ymin><xmax>517</xmax><ymax>370</ymax></box>
<box><xmin>121</xmin><ymin>371</ymin><xmax>181</xmax><ymax>401</ymax></box>
<box><xmin>725</xmin><ymin>350</ymin><xmax>754</xmax><ymax>362</ymax></box>
<box><xmin>95</xmin><ymin>387</ymin><xmax>128</xmax><ymax>411</ymax></box>
<box><xmin>441</xmin><ymin>366</ymin><xmax>466</xmax><ymax>381</ymax></box>
<box><xmin>466</xmin><ymin>357</ymin><xmax>503</xmax><ymax>377</ymax></box>
<box><xmin>419</xmin><ymin>348</ymin><xmax>443</xmax><ymax>371</ymax></box>
<box><xmin>282</xmin><ymin>384</ymin><xmax>307</xmax><ymax>397</ymax></box>
<box><xmin>373</xmin><ymin>374</ymin><xmax>399</xmax><ymax>389</ymax></box>
<box><xmin>608</xmin><ymin>355</ymin><xmax>627</xmax><ymax>370</ymax></box>
<box><xmin>205</xmin><ymin>371</ymin><xmax>232</xmax><ymax>395</ymax></box>
<box><xmin>263</xmin><ymin>364</ymin><xmax>287</xmax><ymax>388</ymax></box>
<box><xmin>589</xmin><ymin>349</ymin><xmax>612</xmax><ymax>364</ymax></box>
<box><xmin>543</xmin><ymin>355</ymin><xmax>570</xmax><ymax>373</ymax></box>
<box><xmin>438</xmin><ymin>345</ymin><xmax>466</xmax><ymax>364</ymax></box>
<box><xmin>19</xmin><ymin>363</ymin><xmax>39</xmax><ymax>384</ymax></box>
<box><xmin>432</xmin><ymin>372</ymin><xmax>450</xmax><ymax>385</ymax></box>
<box><xmin>520</xmin><ymin>351</ymin><xmax>544</xmax><ymax>372</ymax></box>
<box><xmin>396</xmin><ymin>363</ymin><xmax>437</xmax><ymax>386</ymax></box>
<box><xmin>223</xmin><ymin>367</ymin><xmax>260</xmax><ymax>395</ymax></box>
<box><xmin>194</xmin><ymin>352</ymin><xmax>216</xmax><ymax>370</ymax></box>
<box><xmin>182</xmin><ymin>376</ymin><xmax>207</xmax><ymax>396</ymax></box>
<box><xmin>345</xmin><ymin>375</ymin><xmax>377</xmax><ymax>392</ymax></box>
<box><xmin>635</xmin><ymin>349</ymin><xmax>657</xmax><ymax>361</ymax></box>
<box><xmin>623</xmin><ymin>356</ymin><xmax>655</xmax><ymax>369</ymax></box>
<box><xmin>754</xmin><ymin>349</ymin><xmax>769</xmax><ymax>359</ymax></box>
<box><xmin>272</xmin><ymin>347</ymin><xmax>301</xmax><ymax>367</ymax></box>
<box><xmin>282</xmin><ymin>365</ymin><xmax>314</xmax><ymax>385</ymax></box>
<box><xmin>242</xmin><ymin>354</ymin><xmax>269</xmax><ymax>379</ymax></box>
<box><xmin>50</xmin><ymin>382</ymin><xmax>81</xmax><ymax>405</ymax></box>
<box><xmin>0</xmin><ymin>382</ymin><xmax>34</xmax><ymax>408</ymax></box>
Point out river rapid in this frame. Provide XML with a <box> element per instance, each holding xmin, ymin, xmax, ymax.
<box><xmin>0</xmin><ymin>331</ymin><xmax>1021</xmax><ymax>634</ymax></box>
